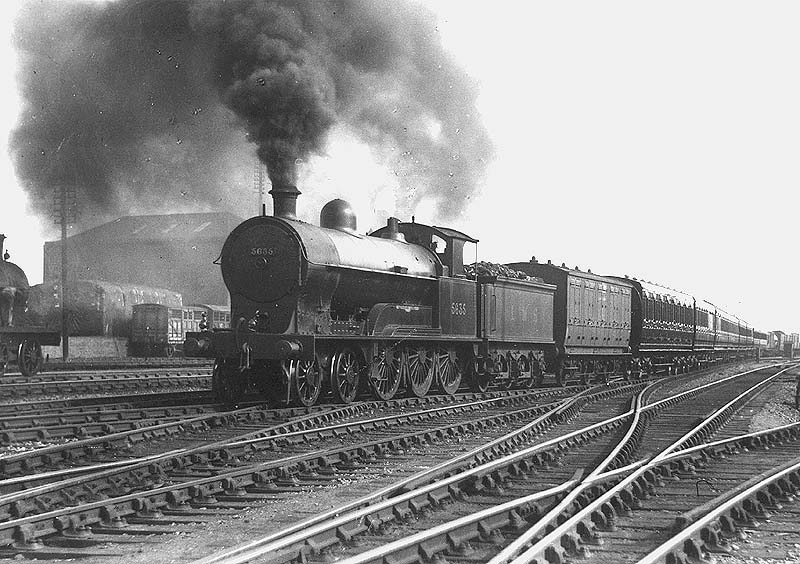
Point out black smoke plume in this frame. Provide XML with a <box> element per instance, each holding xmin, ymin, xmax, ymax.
<box><xmin>12</xmin><ymin>0</ymin><xmax>492</xmax><ymax>225</ymax></box>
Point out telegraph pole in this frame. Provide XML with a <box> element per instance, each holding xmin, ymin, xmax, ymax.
<box><xmin>52</xmin><ymin>185</ymin><xmax>77</xmax><ymax>359</ymax></box>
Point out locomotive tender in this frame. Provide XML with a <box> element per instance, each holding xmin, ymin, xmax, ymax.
<box><xmin>208</xmin><ymin>186</ymin><xmax>756</xmax><ymax>406</ymax></box>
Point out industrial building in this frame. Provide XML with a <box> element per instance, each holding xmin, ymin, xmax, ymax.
<box><xmin>43</xmin><ymin>212</ymin><xmax>241</xmax><ymax>306</ymax></box>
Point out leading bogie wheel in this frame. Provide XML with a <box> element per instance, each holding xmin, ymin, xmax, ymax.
<box><xmin>404</xmin><ymin>346</ymin><xmax>434</xmax><ymax>397</ymax></box>
<box><xmin>291</xmin><ymin>357</ymin><xmax>323</xmax><ymax>407</ymax></box>
<box><xmin>435</xmin><ymin>346</ymin><xmax>462</xmax><ymax>395</ymax></box>
<box><xmin>368</xmin><ymin>346</ymin><xmax>401</xmax><ymax>401</ymax></box>
<box><xmin>212</xmin><ymin>361</ymin><xmax>240</xmax><ymax>405</ymax></box>
<box><xmin>18</xmin><ymin>339</ymin><xmax>43</xmax><ymax>377</ymax></box>
<box><xmin>330</xmin><ymin>348</ymin><xmax>362</xmax><ymax>404</ymax></box>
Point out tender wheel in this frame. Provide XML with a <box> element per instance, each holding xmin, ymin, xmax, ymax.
<box><xmin>404</xmin><ymin>346</ymin><xmax>433</xmax><ymax>397</ymax></box>
<box><xmin>434</xmin><ymin>347</ymin><xmax>462</xmax><ymax>395</ymax></box>
<box><xmin>0</xmin><ymin>344</ymin><xmax>8</xmax><ymax>376</ymax></box>
<box><xmin>498</xmin><ymin>354</ymin><xmax>517</xmax><ymax>390</ymax></box>
<box><xmin>18</xmin><ymin>339</ymin><xmax>43</xmax><ymax>377</ymax></box>
<box><xmin>164</xmin><ymin>344</ymin><xmax>176</xmax><ymax>358</ymax></box>
<box><xmin>470</xmin><ymin>356</ymin><xmax>490</xmax><ymax>393</ymax></box>
<box><xmin>368</xmin><ymin>346</ymin><xmax>401</xmax><ymax>401</ymax></box>
<box><xmin>290</xmin><ymin>357</ymin><xmax>323</xmax><ymax>407</ymax></box>
<box><xmin>330</xmin><ymin>348</ymin><xmax>362</xmax><ymax>404</ymax></box>
<box><xmin>517</xmin><ymin>354</ymin><xmax>534</xmax><ymax>388</ymax></box>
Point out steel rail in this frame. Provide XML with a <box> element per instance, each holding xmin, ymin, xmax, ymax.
<box><xmin>0</xmin><ymin>390</ymin><xmax>213</xmax><ymax>416</ymax></box>
<box><xmin>0</xmin><ymin>389</ymin><xmax>548</xmax><ymax>480</ymax></box>
<box><xmin>483</xmin><ymin>383</ymin><xmax>653</xmax><ymax>564</ymax></box>
<box><xmin>191</xmin><ymin>366</ymin><xmax>782</xmax><ymax>564</ymax></box>
<box><xmin>1</xmin><ymin>366</ymin><xmax>212</xmax><ymax>381</ymax></box>
<box><xmin>0</xmin><ymin>374</ymin><xmax>213</xmax><ymax>398</ymax></box>
<box><xmin>0</xmin><ymin>393</ymin><xmax>592</xmax><ymax>547</ymax></box>
<box><xmin>191</xmin><ymin>384</ymin><xmax>643</xmax><ymax>564</ymax></box>
<box><xmin>232</xmin><ymin>364</ymin><xmax>781</xmax><ymax>564</ymax></box>
<box><xmin>638</xmin><ymin>456</ymin><xmax>800</xmax><ymax>564</ymax></box>
<box><xmin>329</xmin><ymin>387</ymin><xmax>653</xmax><ymax>564</ymax></box>
<box><xmin>496</xmin><ymin>364</ymin><xmax>792</xmax><ymax>564</ymax></box>
<box><xmin>0</xmin><ymin>388</ymin><xmax>595</xmax><ymax>534</ymax></box>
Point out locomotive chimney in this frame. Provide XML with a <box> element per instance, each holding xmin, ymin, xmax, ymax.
<box><xmin>0</xmin><ymin>234</ymin><xmax>5</xmax><ymax>260</ymax></box>
<box><xmin>269</xmin><ymin>184</ymin><xmax>301</xmax><ymax>219</ymax></box>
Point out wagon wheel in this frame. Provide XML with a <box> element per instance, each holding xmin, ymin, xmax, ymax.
<box><xmin>598</xmin><ymin>360</ymin><xmax>610</xmax><ymax>384</ymax></box>
<box><xmin>434</xmin><ymin>346</ymin><xmax>462</xmax><ymax>395</ymax></box>
<box><xmin>470</xmin><ymin>356</ymin><xmax>491</xmax><ymax>393</ymax></box>
<box><xmin>404</xmin><ymin>345</ymin><xmax>434</xmax><ymax>397</ymax></box>
<box><xmin>0</xmin><ymin>344</ymin><xmax>8</xmax><ymax>376</ymax></box>
<box><xmin>367</xmin><ymin>346</ymin><xmax>401</xmax><ymax>401</ymax></box>
<box><xmin>164</xmin><ymin>344</ymin><xmax>176</xmax><ymax>358</ymax></box>
<box><xmin>18</xmin><ymin>339</ymin><xmax>43</xmax><ymax>377</ymax></box>
<box><xmin>290</xmin><ymin>357</ymin><xmax>323</xmax><ymax>407</ymax></box>
<box><xmin>642</xmin><ymin>358</ymin><xmax>654</xmax><ymax>378</ymax></box>
<box><xmin>623</xmin><ymin>360</ymin><xmax>633</xmax><ymax>382</ymax></box>
<box><xmin>330</xmin><ymin>348</ymin><xmax>362</xmax><ymax>404</ymax></box>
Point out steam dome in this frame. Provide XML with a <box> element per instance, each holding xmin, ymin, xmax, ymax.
<box><xmin>320</xmin><ymin>199</ymin><xmax>357</xmax><ymax>233</ymax></box>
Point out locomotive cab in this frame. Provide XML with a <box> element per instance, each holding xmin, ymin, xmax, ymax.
<box><xmin>371</xmin><ymin>219</ymin><xmax>477</xmax><ymax>279</ymax></box>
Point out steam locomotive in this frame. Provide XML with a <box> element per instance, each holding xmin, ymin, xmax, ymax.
<box><xmin>0</xmin><ymin>235</ymin><xmax>60</xmax><ymax>376</ymax></box>
<box><xmin>203</xmin><ymin>186</ymin><xmax>757</xmax><ymax>406</ymax></box>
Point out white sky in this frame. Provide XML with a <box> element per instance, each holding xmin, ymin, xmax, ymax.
<box><xmin>1</xmin><ymin>1</ymin><xmax>798</xmax><ymax>334</ymax></box>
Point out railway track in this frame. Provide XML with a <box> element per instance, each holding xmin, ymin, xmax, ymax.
<box><xmin>0</xmin><ymin>362</ymin><xmax>792</xmax><ymax>562</ymax></box>
<box><xmin>0</xmin><ymin>383</ymin><xmax>634</xmax><ymax>560</ymax></box>
<box><xmin>183</xmin><ymin>362</ymin><xmax>796</xmax><ymax>564</ymax></box>
<box><xmin>0</xmin><ymin>400</ymin><xmax>220</xmax><ymax>445</ymax></box>
<box><xmin>3</xmin><ymin>358</ymin><xmax>214</xmax><ymax>376</ymax></box>
<box><xmin>0</xmin><ymin>390</ymin><xmax>213</xmax><ymax>417</ymax></box>
<box><xmin>0</xmin><ymin>367</ymin><xmax>213</xmax><ymax>399</ymax></box>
